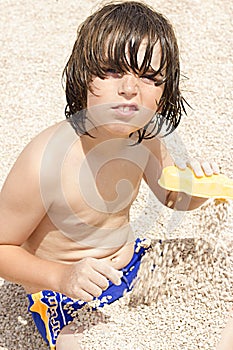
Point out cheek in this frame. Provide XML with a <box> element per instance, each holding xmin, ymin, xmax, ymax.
<box><xmin>87</xmin><ymin>92</ymin><xmax>98</xmax><ymax>109</ymax></box>
<box><xmin>87</xmin><ymin>80</ymin><xmax>114</xmax><ymax>109</ymax></box>
<box><xmin>87</xmin><ymin>78</ymin><xmax>103</xmax><ymax>107</ymax></box>
<box><xmin>144</xmin><ymin>88</ymin><xmax>164</xmax><ymax>111</ymax></box>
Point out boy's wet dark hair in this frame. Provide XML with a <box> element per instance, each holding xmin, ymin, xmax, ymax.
<box><xmin>63</xmin><ymin>1</ymin><xmax>186</xmax><ymax>142</ymax></box>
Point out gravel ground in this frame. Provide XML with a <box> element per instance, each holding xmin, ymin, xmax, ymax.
<box><xmin>0</xmin><ymin>0</ymin><xmax>232</xmax><ymax>349</ymax></box>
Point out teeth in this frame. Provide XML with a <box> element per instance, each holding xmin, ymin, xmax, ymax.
<box><xmin>119</xmin><ymin>106</ymin><xmax>135</xmax><ymax>112</ymax></box>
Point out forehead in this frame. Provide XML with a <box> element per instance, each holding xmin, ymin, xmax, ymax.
<box><xmin>134</xmin><ymin>39</ymin><xmax>162</xmax><ymax>72</ymax></box>
<box><xmin>102</xmin><ymin>36</ymin><xmax>163</xmax><ymax>75</ymax></box>
<box><xmin>82</xmin><ymin>5</ymin><xmax>168</xmax><ymax>77</ymax></box>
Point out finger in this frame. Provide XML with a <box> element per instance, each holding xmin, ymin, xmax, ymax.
<box><xmin>210</xmin><ymin>161</ymin><xmax>220</xmax><ymax>174</ymax></box>
<box><xmin>174</xmin><ymin>160</ymin><xmax>187</xmax><ymax>170</ymax></box>
<box><xmin>89</xmin><ymin>270</ymin><xmax>109</xmax><ymax>290</ymax></box>
<box><xmin>201</xmin><ymin>161</ymin><xmax>213</xmax><ymax>176</ymax></box>
<box><xmin>108</xmin><ymin>268</ymin><xmax>123</xmax><ymax>286</ymax></box>
<box><xmin>93</xmin><ymin>261</ymin><xmax>123</xmax><ymax>286</ymax></box>
<box><xmin>103</xmin><ymin>266</ymin><xmax>123</xmax><ymax>286</ymax></box>
<box><xmin>187</xmin><ymin>159</ymin><xmax>204</xmax><ymax>177</ymax></box>
<box><xmin>73</xmin><ymin>288</ymin><xmax>95</xmax><ymax>302</ymax></box>
<box><xmin>82</xmin><ymin>280</ymin><xmax>103</xmax><ymax>299</ymax></box>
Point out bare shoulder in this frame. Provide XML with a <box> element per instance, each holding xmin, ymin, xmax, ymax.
<box><xmin>0</xmin><ymin>121</ymin><xmax>72</xmax><ymax>245</ymax></box>
<box><xmin>4</xmin><ymin>121</ymin><xmax>75</xmax><ymax>178</ymax></box>
<box><xmin>17</xmin><ymin>121</ymin><xmax>66</xmax><ymax>162</ymax></box>
<box><xmin>142</xmin><ymin>137</ymin><xmax>173</xmax><ymax>168</ymax></box>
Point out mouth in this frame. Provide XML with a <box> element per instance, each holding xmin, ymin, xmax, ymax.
<box><xmin>111</xmin><ymin>103</ymin><xmax>139</xmax><ymax>117</ymax></box>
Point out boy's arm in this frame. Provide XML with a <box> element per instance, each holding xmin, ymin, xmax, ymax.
<box><xmin>0</xmin><ymin>130</ymin><xmax>122</xmax><ymax>300</ymax></box>
<box><xmin>0</xmin><ymin>133</ymin><xmax>67</xmax><ymax>291</ymax></box>
<box><xmin>142</xmin><ymin>138</ymin><xmax>217</xmax><ymax>211</ymax></box>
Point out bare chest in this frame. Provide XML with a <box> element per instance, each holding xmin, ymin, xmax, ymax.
<box><xmin>26</xmin><ymin>136</ymin><xmax>149</xmax><ymax>263</ymax></box>
<box><xmin>54</xmin><ymin>141</ymin><xmax>148</xmax><ymax>219</ymax></box>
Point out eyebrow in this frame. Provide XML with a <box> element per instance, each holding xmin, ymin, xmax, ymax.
<box><xmin>148</xmin><ymin>69</ymin><xmax>160</xmax><ymax>75</ymax></box>
<box><xmin>145</xmin><ymin>67</ymin><xmax>156</xmax><ymax>73</ymax></box>
<box><xmin>143</xmin><ymin>67</ymin><xmax>161</xmax><ymax>75</ymax></box>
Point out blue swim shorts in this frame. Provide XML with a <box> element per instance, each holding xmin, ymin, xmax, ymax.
<box><xmin>27</xmin><ymin>238</ymin><xmax>151</xmax><ymax>349</ymax></box>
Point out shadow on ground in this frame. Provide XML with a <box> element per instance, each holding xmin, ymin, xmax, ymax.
<box><xmin>0</xmin><ymin>281</ymin><xmax>47</xmax><ymax>350</ymax></box>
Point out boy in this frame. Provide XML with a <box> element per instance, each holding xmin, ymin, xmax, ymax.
<box><xmin>217</xmin><ymin>311</ymin><xmax>233</xmax><ymax>350</ymax></box>
<box><xmin>0</xmin><ymin>1</ymin><xmax>221</xmax><ymax>349</ymax></box>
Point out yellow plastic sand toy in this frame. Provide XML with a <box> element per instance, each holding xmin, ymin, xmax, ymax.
<box><xmin>158</xmin><ymin>166</ymin><xmax>233</xmax><ymax>199</ymax></box>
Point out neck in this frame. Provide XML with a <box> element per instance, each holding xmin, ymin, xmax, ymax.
<box><xmin>80</xmin><ymin>127</ymin><xmax>135</xmax><ymax>156</ymax></box>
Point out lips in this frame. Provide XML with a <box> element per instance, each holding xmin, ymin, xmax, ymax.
<box><xmin>111</xmin><ymin>103</ymin><xmax>139</xmax><ymax>116</ymax></box>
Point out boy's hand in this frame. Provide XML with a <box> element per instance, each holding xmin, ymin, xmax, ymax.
<box><xmin>175</xmin><ymin>158</ymin><xmax>220</xmax><ymax>177</ymax></box>
<box><xmin>59</xmin><ymin>257</ymin><xmax>123</xmax><ymax>301</ymax></box>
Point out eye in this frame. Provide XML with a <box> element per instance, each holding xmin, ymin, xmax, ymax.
<box><xmin>140</xmin><ymin>73</ymin><xmax>165</xmax><ymax>86</ymax></box>
<box><xmin>140</xmin><ymin>74</ymin><xmax>157</xmax><ymax>85</ymax></box>
<box><xmin>153</xmin><ymin>77</ymin><xmax>166</xmax><ymax>87</ymax></box>
<box><xmin>105</xmin><ymin>69</ymin><xmax>123</xmax><ymax>79</ymax></box>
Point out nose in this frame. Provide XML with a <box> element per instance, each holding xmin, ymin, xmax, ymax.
<box><xmin>118</xmin><ymin>74</ymin><xmax>138</xmax><ymax>99</ymax></box>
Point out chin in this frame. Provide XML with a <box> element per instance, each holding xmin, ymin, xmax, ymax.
<box><xmin>104</xmin><ymin>123</ymin><xmax>139</xmax><ymax>137</ymax></box>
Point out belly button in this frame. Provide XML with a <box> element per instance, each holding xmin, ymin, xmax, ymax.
<box><xmin>111</xmin><ymin>256</ymin><xmax>119</xmax><ymax>263</ymax></box>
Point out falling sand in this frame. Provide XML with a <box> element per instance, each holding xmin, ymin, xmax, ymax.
<box><xmin>68</xmin><ymin>199</ymin><xmax>233</xmax><ymax>350</ymax></box>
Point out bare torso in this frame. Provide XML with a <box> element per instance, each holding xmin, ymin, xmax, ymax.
<box><xmin>22</xmin><ymin>122</ymin><xmax>150</xmax><ymax>293</ymax></box>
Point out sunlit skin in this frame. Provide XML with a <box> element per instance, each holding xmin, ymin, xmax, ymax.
<box><xmin>86</xmin><ymin>40</ymin><xmax>165</xmax><ymax>139</ymax></box>
<box><xmin>0</xmin><ymin>40</ymin><xmax>220</xmax><ymax>350</ymax></box>
<box><xmin>216</xmin><ymin>312</ymin><xmax>233</xmax><ymax>350</ymax></box>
